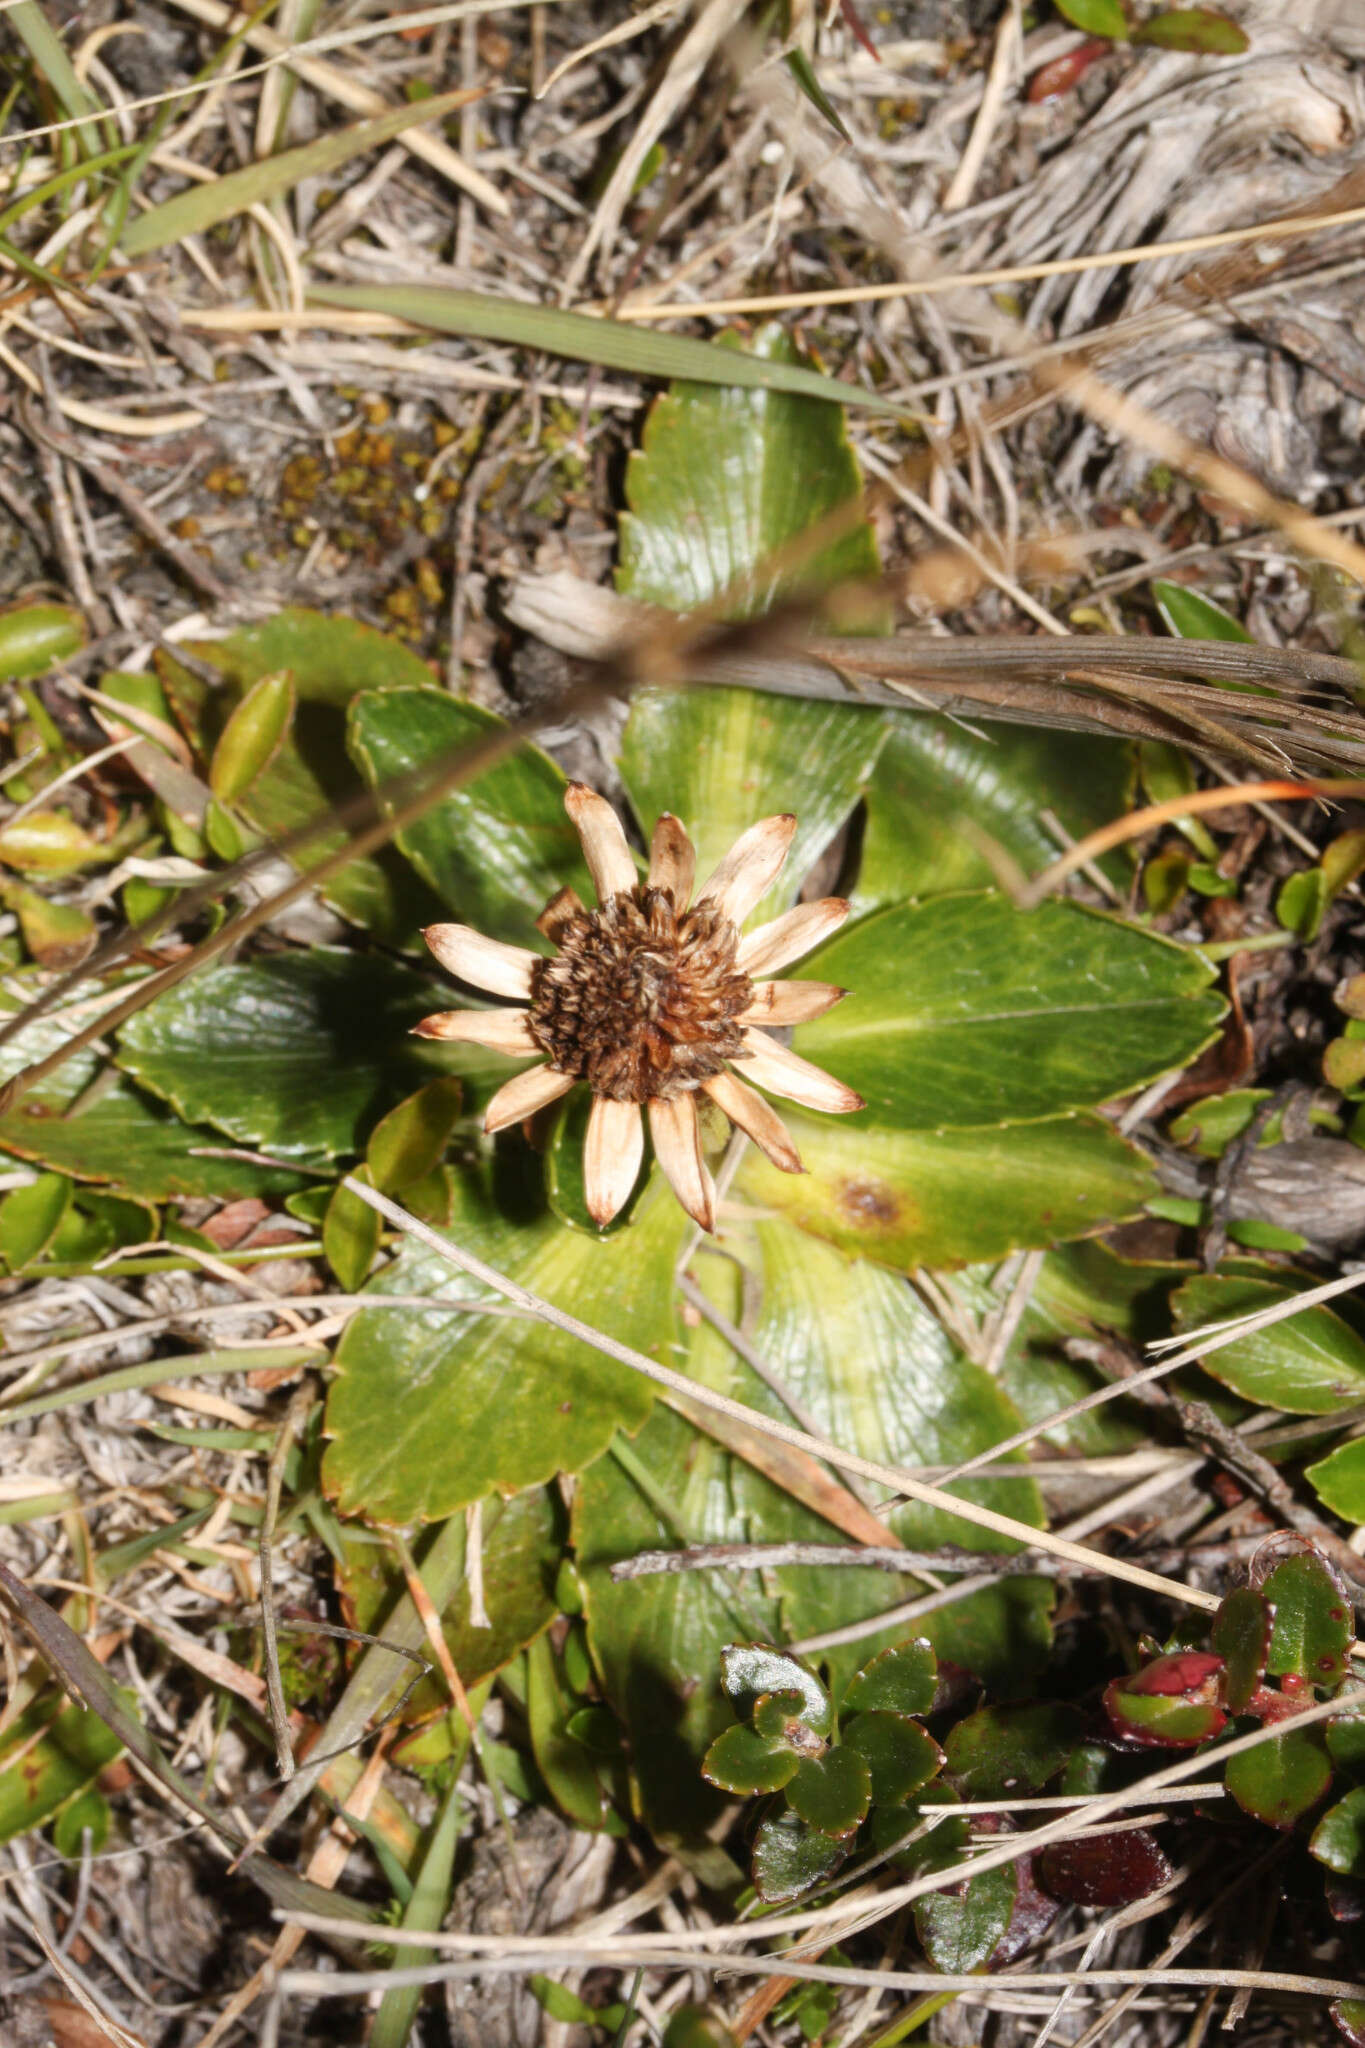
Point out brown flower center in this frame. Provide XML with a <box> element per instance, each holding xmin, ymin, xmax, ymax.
<box><xmin>527</xmin><ymin>887</ymin><xmax>753</xmax><ymax>1103</ymax></box>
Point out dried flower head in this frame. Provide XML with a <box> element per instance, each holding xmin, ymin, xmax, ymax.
<box><xmin>413</xmin><ymin>784</ymin><xmax>863</xmax><ymax>1231</ymax></box>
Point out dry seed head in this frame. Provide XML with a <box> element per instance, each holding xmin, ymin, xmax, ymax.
<box><xmin>527</xmin><ymin>886</ymin><xmax>753</xmax><ymax>1103</ymax></box>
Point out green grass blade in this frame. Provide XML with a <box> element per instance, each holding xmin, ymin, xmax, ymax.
<box><xmin>6</xmin><ymin>0</ymin><xmax>109</xmax><ymax>156</ymax></box>
<box><xmin>309</xmin><ymin>283</ymin><xmax>905</xmax><ymax>414</ymax></box>
<box><xmin>369</xmin><ymin>1768</ymin><xmax>465</xmax><ymax>2048</ymax></box>
<box><xmin>0</xmin><ymin>141</ymin><xmax>140</xmax><ymax>238</ymax></box>
<box><xmin>122</xmin><ymin>85</ymin><xmax>474</xmax><ymax>256</ymax></box>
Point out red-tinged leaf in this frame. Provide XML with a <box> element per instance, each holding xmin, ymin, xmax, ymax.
<box><xmin>1333</xmin><ymin>2000</ymin><xmax>1365</xmax><ymax>2048</ymax></box>
<box><xmin>1325</xmin><ymin>1876</ymin><xmax>1365</xmax><ymax>1924</ymax></box>
<box><xmin>842</xmin><ymin>1638</ymin><xmax>937</xmax><ymax>1717</ymax></box>
<box><xmin>1243</xmin><ymin>1685</ymin><xmax>1312</xmax><ymax>1726</ymax></box>
<box><xmin>1225</xmin><ymin>1727</ymin><xmax>1332</xmax><ymax>1830</ymax></box>
<box><xmin>842</xmin><ymin>1712</ymin><xmax>944</xmax><ymax>1806</ymax></box>
<box><xmin>1212</xmin><ymin>1587</ymin><xmax>1272</xmax><ymax>1713</ymax></box>
<box><xmin>1104</xmin><ymin>1681</ymin><xmax>1225</xmax><ymax>1749</ymax></box>
<box><xmin>701</xmin><ymin>1724</ymin><xmax>800</xmax><ymax>1797</ymax></box>
<box><xmin>752</xmin><ymin>1810</ymin><xmax>848</xmax><ymax>1902</ymax></box>
<box><xmin>1039</xmin><ymin>1828</ymin><xmax>1173</xmax><ymax>1907</ymax></box>
<box><xmin>1132</xmin><ymin>8</ymin><xmax>1249</xmax><ymax>53</ymax></box>
<box><xmin>1125</xmin><ymin>1651</ymin><xmax>1225</xmax><ymax>1697</ymax></box>
<box><xmin>994</xmin><ymin>1851</ymin><xmax>1061</xmax><ymax>1966</ymax></box>
<box><xmin>1027</xmin><ymin>37</ymin><xmax>1110</xmax><ymax>101</ymax></box>
<box><xmin>720</xmin><ymin>1644</ymin><xmax>831</xmax><ymax>1735</ymax></box>
<box><xmin>786</xmin><ymin>1746</ymin><xmax>872</xmax><ymax>1837</ymax></box>
<box><xmin>1259</xmin><ymin>1549</ymin><xmax>1351</xmax><ymax>1696</ymax></box>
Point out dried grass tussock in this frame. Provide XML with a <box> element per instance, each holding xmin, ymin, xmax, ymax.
<box><xmin>3</xmin><ymin>0</ymin><xmax>1365</xmax><ymax>2045</ymax></box>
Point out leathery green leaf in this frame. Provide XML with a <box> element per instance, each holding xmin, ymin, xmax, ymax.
<box><xmin>1262</xmin><ymin>1549</ymin><xmax>1351</xmax><ymax>1694</ymax></box>
<box><xmin>752</xmin><ymin>1811</ymin><xmax>848</xmax><ymax>1902</ymax></box>
<box><xmin>795</xmin><ymin>894</ymin><xmax>1223</xmax><ymax>1130</ymax></box>
<box><xmin>853</xmin><ymin>716</ymin><xmax>1133</xmax><ymax>910</ymax></box>
<box><xmin>116</xmin><ymin>948</ymin><xmax>450</xmax><ymax>1161</ymax></box>
<box><xmin>1211</xmin><ymin>1587</ymin><xmax>1272</xmax><ymax>1713</ymax></box>
<box><xmin>0</xmin><ymin>988</ymin><xmax>305</xmax><ymax>1202</ymax></box>
<box><xmin>324</xmin><ymin>1167</ymin><xmax>381</xmax><ymax>1293</ymax></box>
<box><xmin>0</xmin><ymin>601</ymin><xmax>86</xmax><ymax>682</ymax></box>
<box><xmin>619</xmin><ymin>686</ymin><xmax>884</xmax><ymax>926</ymax></box>
<box><xmin>737</xmin><ymin>1109</ymin><xmax>1157</xmax><ymax>1272</ymax></box>
<box><xmin>347</xmin><ymin>687</ymin><xmax>590</xmax><ymax>951</ymax></box>
<box><xmin>366</xmin><ymin>1078</ymin><xmax>464</xmax><ymax>1195</ymax></box>
<box><xmin>1171</xmin><ymin>1275</ymin><xmax>1365</xmax><ymax>1415</ymax></box>
<box><xmin>573</xmin><ymin>1253</ymin><xmax>866</xmax><ymax>1840</ymax></box>
<box><xmin>323</xmin><ymin>1161</ymin><xmax>683</xmax><ymax>1522</ymax></box>
<box><xmin>335</xmin><ymin>1489</ymin><xmax>562</xmax><ymax>1707</ymax></box>
<box><xmin>944</xmin><ymin>1702</ymin><xmax>1084</xmax><ymax>1796</ymax></box>
<box><xmin>1307</xmin><ymin>1437</ymin><xmax>1365</xmax><ymax>1523</ymax></box>
<box><xmin>617</xmin><ymin>323</ymin><xmax>882</xmax><ymax>618</ymax></box>
<box><xmin>1311</xmin><ymin>1786</ymin><xmax>1365</xmax><ymax>1875</ymax></box>
<box><xmin>745</xmin><ymin>1216</ymin><xmax>1053</xmax><ymax>1693</ymax></box>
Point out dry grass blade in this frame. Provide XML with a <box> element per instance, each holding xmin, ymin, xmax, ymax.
<box><xmin>616</xmin><ymin>201</ymin><xmax>1365</xmax><ymax>320</ymax></box>
<box><xmin>121</xmin><ymin>85</ymin><xmax>478</xmax><ymax>255</ymax></box>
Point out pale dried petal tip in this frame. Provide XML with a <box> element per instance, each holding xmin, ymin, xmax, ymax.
<box><xmin>583</xmin><ymin>1095</ymin><xmax>645</xmax><ymax>1225</ymax></box>
<box><xmin>737</xmin><ymin>1026</ymin><xmax>865</xmax><ymax>1115</ymax></box>
<box><xmin>647</xmin><ymin>812</ymin><xmax>696</xmax><ymax>904</ymax></box>
<box><xmin>737</xmin><ymin>897</ymin><xmax>850</xmax><ymax>978</ymax></box>
<box><xmin>741</xmin><ymin>980</ymin><xmax>845</xmax><ymax>1026</ymax></box>
<box><xmin>648</xmin><ymin>1093</ymin><xmax>716</xmax><ymax>1231</ymax></box>
<box><xmin>695</xmin><ymin>813</ymin><xmax>798</xmax><ymax>928</ymax></box>
<box><xmin>565</xmin><ymin>782</ymin><xmax>637</xmax><ymax>904</ymax></box>
<box><xmin>484</xmin><ymin>1063</ymin><xmax>576</xmax><ymax>1133</ymax></box>
<box><xmin>702</xmin><ymin>1068</ymin><xmax>803</xmax><ymax>1174</ymax></box>
<box><xmin>423</xmin><ymin>923</ymin><xmax>538</xmax><ymax>1000</ymax></box>
<box><xmin>412</xmin><ymin>1008</ymin><xmax>537</xmax><ymax>1053</ymax></box>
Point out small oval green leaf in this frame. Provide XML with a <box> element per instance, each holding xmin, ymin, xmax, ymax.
<box><xmin>1311</xmin><ymin>1786</ymin><xmax>1365</xmax><ymax>1875</ymax></box>
<box><xmin>786</xmin><ymin>1746</ymin><xmax>871</xmax><ymax>1837</ymax></box>
<box><xmin>1133</xmin><ymin>9</ymin><xmax>1249</xmax><ymax>53</ymax></box>
<box><xmin>209</xmin><ymin>669</ymin><xmax>295</xmax><ymax>802</ymax></box>
<box><xmin>720</xmin><ymin>1645</ymin><xmax>831</xmax><ymax>1736</ymax></box>
<box><xmin>323</xmin><ymin>1168</ymin><xmax>381</xmax><ymax>1293</ymax></box>
<box><xmin>843</xmin><ymin>1639</ymin><xmax>937</xmax><ymax>1717</ymax></box>
<box><xmin>842</xmin><ymin>1711</ymin><xmax>943</xmax><ymax>1806</ymax></box>
<box><xmin>366</xmin><ymin>1077</ymin><xmax>464</xmax><ymax>1194</ymax></box>
<box><xmin>752</xmin><ymin>1810</ymin><xmax>848</xmax><ymax>1902</ymax></box>
<box><xmin>701</xmin><ymin>1723</ymin><xmax>799</xmax><ymax>1796</ymax></box>
<box><xmin>0</xmin><ymin>1172</ymin><xmax>72</xmax><ymax>1271</ymax></box>
<box><xmin>1225</xmin><ymin>1727</ymin><xmax>1332</xmax><ymax>1830</ymax></box>
<box><xmin>1053</xmin><ymin>0</ymin><xmax>1128</xmax><ymax>36</ymax></box>
<box><xmin>0</xmin><ymin>602</ymin><xmax>86</xmax><ymax>682</ymax></box>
